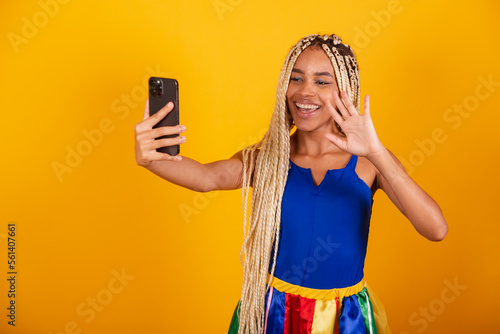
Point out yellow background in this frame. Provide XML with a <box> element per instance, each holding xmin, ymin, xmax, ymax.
<box><xmin>1</xmin><ymin>0</ymin><xmax>499</xmax><ymax>333</ymax></box>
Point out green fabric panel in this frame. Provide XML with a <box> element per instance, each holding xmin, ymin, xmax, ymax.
<box><xmin>228</xmin><ymin>301</ymin><xmax>240</xmax><ymax>334</ymax></box>
<box><xmin>356</xmin><ymin>287</ymin><xmax>378</xmax><ymax>334</ymax></box>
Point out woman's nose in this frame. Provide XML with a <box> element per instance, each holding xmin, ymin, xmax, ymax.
<box><xmin>298</xmin><ymin>80</ymin><xmax>315</xmax><ymax>96</ymax></box>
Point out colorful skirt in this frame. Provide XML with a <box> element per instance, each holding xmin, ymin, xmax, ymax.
<box><xmin>228</xmin><ymin>276</ymin><xmax>390</xmax><ymax>334</ymax></box>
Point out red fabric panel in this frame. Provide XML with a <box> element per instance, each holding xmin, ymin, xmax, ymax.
<box><xmin>334</xmin><ymin>298</ymin><xmax>340</xmax><ymax>334</ymax></box>
<box><xmin>284</xmin><ymin>293</ymin><xmax>316</xmax><ymax>334</ymax></box>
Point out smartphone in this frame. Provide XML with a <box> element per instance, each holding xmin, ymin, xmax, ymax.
<box><xmin>148</xmin><ymin>77</ymin><xmax>179</xmax><ymax>156</ymax></box>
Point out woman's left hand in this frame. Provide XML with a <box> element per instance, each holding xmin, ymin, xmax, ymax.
<box><xmin>324</xmin><ymin>91</ymin><xmax>383</xmax><ymax>158</ymax></box>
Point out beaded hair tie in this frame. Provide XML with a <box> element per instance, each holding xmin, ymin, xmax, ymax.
<box><xmin>322</xmin><ymin>33</ymin><xmax>342</xmax><ymax>45</ymax></box>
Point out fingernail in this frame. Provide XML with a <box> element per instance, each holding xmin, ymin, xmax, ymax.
<box><xmin>179</xmin><ymin>125</ymin><xmax>186</xmax><ymax>132</ymax></box>
<box><xmin>179</xmin><ymin>136</ymin><xmax>186</xmax><ymax>143</ymax></box>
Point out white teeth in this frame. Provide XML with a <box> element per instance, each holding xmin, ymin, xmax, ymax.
<box><xmin>296</xmin><ymin>102</ymin><xmax>320</xmax><ymax>110</ymax></box>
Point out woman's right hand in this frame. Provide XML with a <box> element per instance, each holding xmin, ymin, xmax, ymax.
<box><xmin>134</xmin><ymin>99</ymin><xmax>186</xmax><ymax>167</ymax></box>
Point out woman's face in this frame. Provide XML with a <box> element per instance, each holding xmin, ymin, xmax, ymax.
<box><xmin>286</xmin><ymin>46</ymin><xmax>339</xmax><ymax>133</ymax></box>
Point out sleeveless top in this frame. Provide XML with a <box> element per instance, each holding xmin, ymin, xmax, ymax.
<box><xmin>272</xmin><ymin>155</ymin><xmax>373</xmax><ymax>290</ymax></box>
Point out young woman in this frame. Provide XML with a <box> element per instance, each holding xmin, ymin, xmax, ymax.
<box><xmin>134</xmin><ymin>34</ymin><xmax>447</xmax><ymax>334</ymax></box>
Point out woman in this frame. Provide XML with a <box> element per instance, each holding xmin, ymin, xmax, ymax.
<box><xmin>134</xmin><ymin>34</ymin><xmax>448</xmax><ymax>334</ymax></box>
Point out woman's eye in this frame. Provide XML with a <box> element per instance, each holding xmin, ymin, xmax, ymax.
<box><xmin>290</xmin><ymin>77</ymin><xmax>302</xmax><ymax>82</ymax></box>
<box><xmin>317</xmin><ymin>80</ymin><xmax>331</xmax><ymax>85</ymax></box>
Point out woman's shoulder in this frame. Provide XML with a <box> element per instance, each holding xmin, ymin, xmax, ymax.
<box><xmin>356</xmin><ymin>148</ymin><xmax>405</xmax><ymax>194</ymax></box>
<box><xmin>231</xmin><ymin>147</ymin><xmax>261</xmax><ymax>188</ymax></box>
<box><xmin>355</xmin><ymin>156</ymin><xmax>379</xmax><ymax>193</ymax></box>
<box><xmin>231</xmin><ymin>147</ymin><xmax>260</xmax><ymax>162</ymax></box>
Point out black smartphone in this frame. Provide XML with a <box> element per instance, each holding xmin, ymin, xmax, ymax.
<box><xmin>148</xmin><ymin>77</ymin><xmax>179</xmax><ymax>156</ymax></box>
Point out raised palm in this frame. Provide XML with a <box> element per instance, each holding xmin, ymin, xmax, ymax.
<box><xmin>324</xmin><ymin>91</ymin><xmax>383</xmax><ymax>158</ymax></box>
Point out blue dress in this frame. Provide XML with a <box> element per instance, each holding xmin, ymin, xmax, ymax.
<box><xmin>274</xmin><ymin>154</ymin><xmax>373</xmax><ymax>289</ymax></box>
<box><xmin>228</xmin><ymin>155</ymin><xmax>390</xmax><ymax>334</ymax></box>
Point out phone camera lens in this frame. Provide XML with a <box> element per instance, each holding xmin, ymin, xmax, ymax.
<box><xmin>149</xmin><ymin>78</ymin><xmax>163</xmax><ymax>98</ymax></box>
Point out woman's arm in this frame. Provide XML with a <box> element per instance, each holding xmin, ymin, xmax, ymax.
<box><xmin>135</xmin><ymin>100</ymin><xmax>244</xmax><ymax>192</ymax></box>
<box><xmin>142</xmin><ymin>154</ymin><xmax>244</xmax><ymax>192</ymax></box>
<box><xmin>324</xmin><ymin>91</ymin><xmax>448</xmax><ymax>241</ymax></box>
<box><xmin>369</xmin><ymin>148</ymin><xmax>447</xmax><ymax>241</ymax></box>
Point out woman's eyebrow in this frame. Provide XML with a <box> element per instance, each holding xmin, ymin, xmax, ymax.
<box><xmin>291</xmin><ymin>68</ymin><xmax>333</xmax><ymax>78</ymax></box>
<box><xmin>315</xmin><ymin>71</ymin><xmax>333</xmax><ymax>78</ymax></box>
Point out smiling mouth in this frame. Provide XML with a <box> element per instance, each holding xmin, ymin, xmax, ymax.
<box><xmin>295</xmin><ymin>102</ymin><xmax>321</xmax><ymax>114</ymax></box>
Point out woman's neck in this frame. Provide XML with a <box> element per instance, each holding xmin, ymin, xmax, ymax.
<box><xmin>291</xmin><ymin>127</ymin><xmax>344</xmax><ymax>157</ymax></box>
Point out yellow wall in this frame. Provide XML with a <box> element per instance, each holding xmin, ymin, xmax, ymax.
<box><xmin>1</xmin><ymin>0</ymin><xmax>499</xmax><ymax>333</ymax></box>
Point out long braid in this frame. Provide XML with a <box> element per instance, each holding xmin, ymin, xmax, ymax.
<box><xmin>238</xmin><ymin>34</ymin><xmax>360</xmax><ymax>334</ymax></box>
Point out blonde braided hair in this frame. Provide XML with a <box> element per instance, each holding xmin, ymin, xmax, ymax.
<box><xmin>237</xmin><ymin>34</ymin><xmax>360</xmax><ymax>334</ymax></box>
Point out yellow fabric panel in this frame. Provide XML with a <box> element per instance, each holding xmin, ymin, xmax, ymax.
<box><xmin>311</xmin><ymin>298</ymin><xmax>338</xmax><ymax>334</ymax></box>
<box><xmin>366</xmin><ymin>284</ymin><xmax>391</xmax><ymax>334</ymax></box>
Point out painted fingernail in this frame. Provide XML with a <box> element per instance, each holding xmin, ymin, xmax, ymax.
<box><xmin>179</xmin><ymin>136</ymin><xmax>186</xmax><ymax>143</ymax></box>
